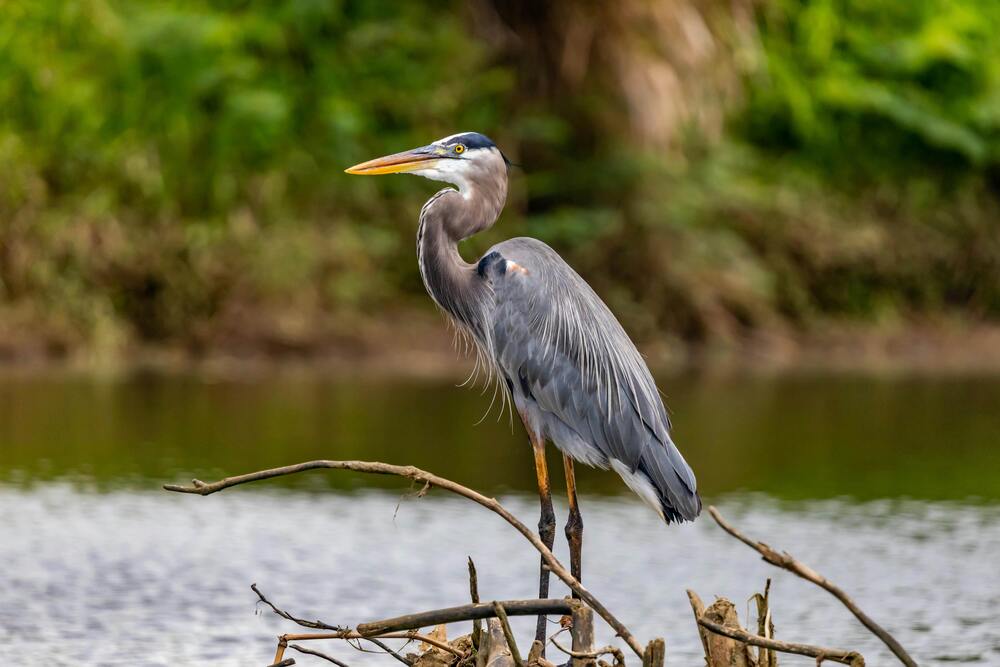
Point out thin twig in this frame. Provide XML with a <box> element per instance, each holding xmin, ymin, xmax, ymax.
<box><xmin>253</xmin><ymin>583</ymin><xmax>343</xmax><ymax>631</ymax></box>
<box><xmin>493</xmin><ymin>601</ymin><xmax>525</xmax><ymax>667</ymax></box>
<box><xmin>708</xmin><ymin>506</ymin><xmax>914</xmax><ymax>667</ymax></box>
<box><xmin>253</xmin><ymin>585</ymin><xmax>411</xmax><ymax>664</ymax></box>
<box><xmin>697</xmin><ymin>618</ymin><xmax>864</xmax><ymax>666</ymax></box>
<box><xmin>549</xmin><ymin>637</ymin><xmax>625</xmax><ymax>666</ymax></box>
<box><xmin>360</xmin><ymin>637</ymin><xmax>413</xmax><ymax>665</ymax></box>
<box><xmin>164</xmin><ymin>460</ymin><xmax>643</xmax><ymax>657</ymax></box>
<box><xmin>403</xmin><ymin>630</ymin><xmax>464</xmax><ymax>657</ymax></box>
<box><xmin>288</xmin><ymin>644</ymin><xmax>351</xmax><ymax>667</ymax></box>
<box><xmin>267</xmin><ymin>660</ymin><xmax>295</xmax><ymax>667</ymax></box>
<box><xmin>468</xmin><ymin>557</ymin><xmax>482</xmax><ymax>651</ymax></box>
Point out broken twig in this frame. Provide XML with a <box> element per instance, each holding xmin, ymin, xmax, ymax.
<box><xmin>469</xmin><ymin>557</ymin><xmax>482</xmax><ymax>651</ymax></box>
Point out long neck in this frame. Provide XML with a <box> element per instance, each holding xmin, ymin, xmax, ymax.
<box><xmin>416</xmin><ymin>176</ymin><xmax>506</xmax><ymax>335</ymax></box>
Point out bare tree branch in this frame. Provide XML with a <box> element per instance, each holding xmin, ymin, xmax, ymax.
<box><xmin>253</xmin><ymin>583</ymin><xmax>344</xmax><ymax>631</ymax></box>
<box><xmin>357</xmin><ymin>600</ymin><xmax>576</xmax><ymax>636</ymax></box>
<box><xmin>289</xmin><ymin>643</ymin><xmax>351</xmax><ymax>667</ymax></box>
<box><xmin>697</xmin><ymin>618</ymin><xmax>864</xmax><ymax>666</ymax></box>
<box><xmin>708</xmin><ymin>506</ymin><xmax>915</xmax><ymax>667</ymax></box>
<box><xmin>165</xmin><ymin>460</ymin><xmax>643</xmax><ymax>656</ymax></box>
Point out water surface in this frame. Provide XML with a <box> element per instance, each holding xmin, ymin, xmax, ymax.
<box><xmin>3</xmin><ymin>371</ymin><xmax>998</xmax><ymax>499</ymax></box>
<box><xmin>1</xmin><ymin>371</ymin><xmax>998</xmax><ymax>665</ymax></box>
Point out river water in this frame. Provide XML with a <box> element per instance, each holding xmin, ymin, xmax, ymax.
<box><xmin>1</xmin><ymin>371</ymin><xmax>998</xmax><ymax>665</ymax></box>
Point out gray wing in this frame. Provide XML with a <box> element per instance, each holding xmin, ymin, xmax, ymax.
<box><xmin>481</xmin><ymin>237</ymin><xmax>700</xmax><ymax>523</ymax></box>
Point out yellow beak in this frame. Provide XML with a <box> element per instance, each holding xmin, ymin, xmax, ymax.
<box><xmin>344</xmin><ymin>145</ymin><xmax>444</xmax><ymax>175</ymax></box>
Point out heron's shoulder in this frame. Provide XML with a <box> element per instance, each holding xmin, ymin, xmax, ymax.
<box><xmin>489</xmin><ymin>237</ymin><xmax>560</xmax><ymax>260</ymax></box>
<box><xmin>481</xmin><ymin>237</ymin><xmax>575</xmax><ymax>279</ymax></box>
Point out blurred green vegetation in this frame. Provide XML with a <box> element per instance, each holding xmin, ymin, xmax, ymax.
<box><xmin>0</xmin><ymin>0</ymin><xmax>998</xmax><ymax>359</ymax></box>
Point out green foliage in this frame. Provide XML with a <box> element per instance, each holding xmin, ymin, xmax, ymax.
<box><xmin>740</xmin><ymin>0</ymin><xmax>1000</xmax><ymax>180</ymax></box>
<box><xmin>0</xmin><ymin>0</ymin><xmax>511</xmax><ymax>348</ymax></box>
<box><xmin>0</xmin><ymin>0</ymin><xmax>509</xmax><ymax>216</ymax></box>
<box><xmin>0</xmin><ymin>0</ymin><xmax>998</xmax><ymax>358</ymax></box>
<box><xmin>708</xmin><ymin>0</ymin><xmax>1000</xmax><ymax>325</ymax></box>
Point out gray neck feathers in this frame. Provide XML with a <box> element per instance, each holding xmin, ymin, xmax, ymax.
<box><xmin>416</xmin><ymin>162</ymin><xmax>507</xmax><ymax>338</ymax></box>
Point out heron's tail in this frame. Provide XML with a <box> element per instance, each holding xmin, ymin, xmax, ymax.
<box><xmin>637</xmin><ymin>436</ymin><xmax>701</xmax><ymax>524</ymax></box>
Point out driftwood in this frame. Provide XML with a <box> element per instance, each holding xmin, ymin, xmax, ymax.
<box><xmin>477</xmin><ymin>620</ymin><xmax>514</xmax><ymax>667</ymax></box>
<box><xmin>412</xmin><ymin>634</ymin><xmax>473</xmax><ymax>667</ymax></box>
<box><xmin>640</xmin><ymin>638</ymin><xmax>664</xmax><ymax>667</ymax></box>
<box><xmin>689</xmin><ymin>593</ymin><xmax>754</xmax><ymax>667</ymax></box>
<box><xmin>696</xmin><ymin>621</ymin><xmax>864</xmax><ymax>666</ymax></box>
<box><xmin>164</xmin><ymin>461</ymin><xmax>916</xmax><ymax>667</ymax></box>
<box><xmin>707</xmin><ymin>506</ymin><xmax>914</xmax><ymax>667</ymax></box>
<box><xmin>687</xmin><ymin>588</ymin><xmax>864</xmax><ymax>666</ymax></box>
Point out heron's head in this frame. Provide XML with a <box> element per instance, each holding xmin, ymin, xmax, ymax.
<box><xmin>345</xmin><ymin>132</ymin><xmax>508</xmax><ymax>198</ymax></box>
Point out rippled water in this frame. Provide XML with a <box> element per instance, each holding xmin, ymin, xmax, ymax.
<box><xmin>2</xmin><ymin>488</ymin><xmax>998</xmax><ymax>666</ymax></box>
<box><xmin>1</xmin><ymin>371</ymin><xmax>999</xmax><ymax>665</ymax></box>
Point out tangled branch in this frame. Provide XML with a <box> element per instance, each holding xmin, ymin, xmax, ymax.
<box><xmin>708</xmin><ymin>506</ymin><xmax>914</xmax><ymax>667</ymax></box>
<box><xmin>165</xmin><ymin>459</ymin><xmax>643</xmax><ymax>656</ymax></box>
<box><xmin>696</xmin><ymin>617</ymin><xmax>864</xmax><ymax>666</ymax></box>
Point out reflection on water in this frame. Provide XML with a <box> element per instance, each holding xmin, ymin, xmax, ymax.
<box><xmin>1</xmin><ymin>371</ymin><xmax>999</xmax><ymax>665</ymax></box>
<box><xmin>1</xmin><ymin>371</ymin><xmax>998</xmax><ymax>499</ymax></box>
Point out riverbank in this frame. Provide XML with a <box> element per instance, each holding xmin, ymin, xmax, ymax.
<box><xmin>3</xmin><ymin>310</ymin><xmax>999</xmax><ymax>378</ymax></box>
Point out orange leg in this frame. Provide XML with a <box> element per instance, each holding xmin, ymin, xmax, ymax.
<box><xmin>563</xmin><ymin>453</ymin><xmax>583</xmax><ymax>591</ymax></box>
<box><xmin>525</xmin><ymin>423</ymin><xmax>556</xmax><ymax>649</ymax></box>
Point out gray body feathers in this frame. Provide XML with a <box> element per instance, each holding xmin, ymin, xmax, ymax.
<box><xmin>480</xmin><ymin>238</ymin><xmax>701</xmax><ymax>523</ymax></box>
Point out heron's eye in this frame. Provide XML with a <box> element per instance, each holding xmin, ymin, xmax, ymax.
<box><xmin>454</xmin><ymin>144</ymin><xmax>466</xmax><ymax>154</ymax></box>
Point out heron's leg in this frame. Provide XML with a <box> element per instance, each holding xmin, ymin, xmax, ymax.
<box><xmin>529</xmin><ymin>431</ymin><xmax>556</xmax><ymax>647</ymax></box>
<box><xmin>562</xmin><ymin>453</ymin><xmax>583</xmax><ymax>592</ymax></box>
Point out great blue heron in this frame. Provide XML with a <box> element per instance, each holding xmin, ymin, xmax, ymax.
<box><xmin>346</xmin><ymin>132</ymin><xmax>700</xmax><ymax>645</ymax></box>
